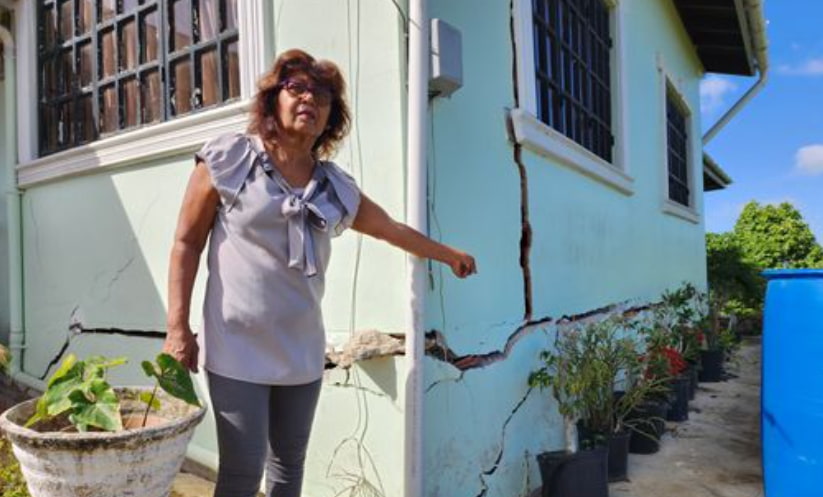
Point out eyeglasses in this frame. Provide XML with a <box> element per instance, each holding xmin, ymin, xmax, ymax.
<box><xmin>278</xmin><ymin>79</ymin><xmax>333</xmax><ymax>105</ymax></box>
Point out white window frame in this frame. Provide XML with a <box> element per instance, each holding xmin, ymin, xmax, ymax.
<box><xmin>13</xmin><ymin>0</ymin><xmax>270</xmax><ymax>188</ymax></box>
<box><xmin>658</xmin><ymin>57</ymin><xmax>700</xmax><ymax>224</ymax></box>
<box><xmin>510</xmin><ymin>0</ymin><xmax>632</xmax><ymax>196</ymax></box>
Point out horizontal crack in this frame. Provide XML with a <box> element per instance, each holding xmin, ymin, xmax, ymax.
<box><xmin>425</xmin><ymin>316</ymin><xmax>551</xmax><ymax>371</ymax></box>
<box><xmin>426</xmin><ymin>302</ymin><xmax>657</xmax><ymax>372</ymax></box>
<box><xmin>69</xmin><ymin>324</ymin><xmax>166</xmax><ymax>339</ymax></box>
<box><xmin>39</xmin><ymin>321</ymin><xmax>165</xmax><ymax>380</ymax></box>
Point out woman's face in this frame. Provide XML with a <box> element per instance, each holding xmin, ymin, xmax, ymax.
<box><xmin>274</xmin><ymin>72</ymin><xmax>332</xmax><ymax>142</ymax></box>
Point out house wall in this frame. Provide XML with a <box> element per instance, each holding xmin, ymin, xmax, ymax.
<box><xmin>0</xmin><ymin>72</ymin><xmax>10</xmax><ymax>345</ymax></box>
<box><xmin>14</xmin><ymin>1</ymin><xmax>409</xmax><ymax>496</ymax></box>
<box><xmin>424</xmin><ymin>0</ymin><xmax>707</xmax><ymax>496</ymax></box>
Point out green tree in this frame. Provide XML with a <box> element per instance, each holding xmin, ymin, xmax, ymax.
<box><xmin>705</xmin><ymin>201</ymin><xmax>823</xmax><ymax>333</ymax></box>
<box><xmin>733</xmin><ymin>201</ymin><xmax>823</xmax><ymax>269</ymax></box>
<box><xmin>705</xmin><ymin>232</ymin><xmax>762</xmax><ymax>328</ymax></box>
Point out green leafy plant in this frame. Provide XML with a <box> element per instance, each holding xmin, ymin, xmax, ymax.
<box><xmin>529</xmin><ymin>316</ymin><xmax>647</xmax><ymax>448</ymax></box>
<box><xmin>654</xmin><ymin>283</ymin><xmax>703</xmax><ymax>364</ymax></box>
<box><xmin>140</xmin><ymin>353</ymin><xmax>201</xmax><ymax>426</ymax></box>
<box><xmin>0</xmin><ymin>343</ymin><xmax>10</xmax><ymax>373</ymax></box>
<box><xmin>0</xmin><ymin>435</ymin><xmax>30</xmax><ymax>497</ymax></box>
<box><xmin>25</xmin><ymin>353</ymin><xmax>200</xmax><ymax>433</ymax></box>
<box><xmin>699</xmin><ymin>291</ymin><xmax>726</xmax><ymax>350</ymax></box>
<box><xmin>705</xmin><ymin>201</ymin><xmax>823</xmax><ymax>332</ymax></box>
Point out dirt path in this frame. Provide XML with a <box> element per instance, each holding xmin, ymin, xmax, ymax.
<box><xmin>611</xmin><ymin>337</ymin><xmax>764</xmax><ymax>497</ymax></box>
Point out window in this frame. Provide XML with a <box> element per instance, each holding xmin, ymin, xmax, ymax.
<box><xmin>510</xmin><ymin>0</ymin><xmax>631</xmax><ymax>195</ymax></box>
<box><xmin>666</xmin><ymin>89</ymin><xmax>689</xmax><ymax>207</ymax></box>
<box><xmin>532</xmin><ymin>0</ymin><xmax>613</xmax><ymax>162</ymax></box>
<box><xmin>37</xmin><ymin>0</ymin><xmax>240</xmax><ymax>156</ymax></box>
<box><xmin>0</xmin><ymin>8</ymin><xmax>11</xmax><ymax>82</ymax></box>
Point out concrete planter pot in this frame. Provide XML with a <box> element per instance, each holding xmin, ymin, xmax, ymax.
<box><xmin>0</xmin><ymin>387</ymin><xmax>206</xmax><ymax>497</ymax></box>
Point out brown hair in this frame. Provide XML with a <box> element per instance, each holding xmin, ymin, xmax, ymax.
<box><xmin>248</xmin><ymin>49</ymin><xmax>351</xmax><ymax>159</ymax></box>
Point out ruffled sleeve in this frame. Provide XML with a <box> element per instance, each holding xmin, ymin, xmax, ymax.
<box><xmin>195</xmin><ymin>132</ymin><xmax>255</xmax><ymax>211</ymax></box>
<box><xmin>322</xmin><ymin>161</ymin><xmax>362</xmax><ymax>237</ymax></box>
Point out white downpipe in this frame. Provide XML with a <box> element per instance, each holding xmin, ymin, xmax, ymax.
<box><xmin>703</xmin><ymin>0</ymin><xmax>769</xmax><ymax>144</ymax></box>
<box><xmin>1</xmin><ymin>24</ymin><xmax>26</xmax><ymax>382</ymax></box>
<box><xmin>404</xmin><ymin>0</ymin><xmax>428</xmax><ymax>496</ymax></box>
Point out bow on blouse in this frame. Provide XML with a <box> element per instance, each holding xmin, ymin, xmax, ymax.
<box><xmin>280</xmin><ymin>178</ymin><xmax>329</xmax><ymax>277</ymax></box>
<box><xmin>247</xmin><ymin>135</ymin><xmax>332</xmax><ymax>277</ymax></box>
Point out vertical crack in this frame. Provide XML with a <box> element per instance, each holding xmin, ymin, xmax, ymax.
<box><xmin>510</xmin><ymin>0</ymin><xmax>533</xmax><ymax>320</ymax></box>
<box><xmin>473</xmin><ymin>387</ymin><xmax>534</xmax><ymax>497</ymax></box>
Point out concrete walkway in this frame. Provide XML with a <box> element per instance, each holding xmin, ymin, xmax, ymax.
<box><xmin>171</xmin><ymin>472</ymin><xmax>216</xmax><ymax>497</ymax></box>
<box><xmin>611</xmin><ymin>337</ymin><xmax>763</xmax><ymax>497</ymax></box>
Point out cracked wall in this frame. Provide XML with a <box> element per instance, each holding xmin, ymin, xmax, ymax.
<box><xmin>425</xmin><ymin>0</ymin><xmax>710</xmax><ymax>496</ymax></box>
<box><xmin>18</xmin><ymin>3</ymin><xmax>411</xmax><ymax>497</ymax></box>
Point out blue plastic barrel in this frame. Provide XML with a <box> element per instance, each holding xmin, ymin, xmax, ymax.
<box><xmin>762</xmin><ymin>269</ymin><xmax>823</xmax><ymax>497</ymax></box>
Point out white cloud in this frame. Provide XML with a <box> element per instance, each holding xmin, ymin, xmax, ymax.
<box><xmin>777</xmin><ymin>58</ymin><xmax>823</xmax><ymax>76</ymax></box>
<box><xmin>795</xmin><ymin>145</ymin><xmax>823</xmax><ymax>175</ymax></box>
<box><xmin>700</xmin><ymin>76</ymin><xmax>737</xmax><ymax>113</ymax></box>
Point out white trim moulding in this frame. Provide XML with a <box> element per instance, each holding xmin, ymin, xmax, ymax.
<box><xmin>510</xmin><ymin>108</ymin><xmax>635</xmax><ymax>196</ymax></box>
<box><xmin>662</xmin><ymin>199</ymin><xmax>701</xmax><ymax>224</ymax></box>
<box><xmin>17</xmin><ymin>102</ymin><xmax>249</xmax><ymax>188</ymax></box>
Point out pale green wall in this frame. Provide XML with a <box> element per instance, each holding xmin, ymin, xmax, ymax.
<box><xmin>0</xmin><ymin>74</ymin><xmax>9</xmax><ymax>345</ymax></box>
<box><xmin>18</xmin><ymin>1</ymin><xmax>409</xmax><ymax>496</ymax></box>
<box><xmin>423</xmin><ymin>0</ymin><xmax>708</xmax><ymax>496</ymax></box>
<box><xmin>272</xmin><ymin>2</ymin><xmax>409</xmax><ymax>495</ymax></box>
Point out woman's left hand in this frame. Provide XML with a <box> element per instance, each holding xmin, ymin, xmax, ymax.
<box><xmin>449</xmin><ymin>251</ymin><xmax>477</xmax><ymax>278</ymax></box>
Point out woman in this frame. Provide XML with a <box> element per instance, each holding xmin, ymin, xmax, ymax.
<box><xmin>163</xmin><ymin>49</ymin><xmax>476</xmax><ymax>497</ymax></box>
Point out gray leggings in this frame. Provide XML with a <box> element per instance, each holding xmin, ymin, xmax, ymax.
<box><xmin>207</xmin><ymin>371</ymin><xmax>322</xmax><ymax>497</ymax></box>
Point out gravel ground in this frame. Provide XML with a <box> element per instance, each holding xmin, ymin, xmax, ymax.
<box><xmin>610</xmin><ymin>336</ymin><xmax>764</xmax><ymax>497</ymax></box>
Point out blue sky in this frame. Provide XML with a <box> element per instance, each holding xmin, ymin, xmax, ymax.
<box><xmin>701</xmin><ymin>1</ymin><xmax>823</xmax><ymax>241</ymax></box>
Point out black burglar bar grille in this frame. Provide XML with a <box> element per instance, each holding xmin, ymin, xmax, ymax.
<box><xmin>532</xmin><ymin>0</ymin><xmax>613</xmax><ymax>162</ymax></box>
<box><xmin>667</xmin><ymin>92</ymin><xmax>690</xmax><ymax>206</ymax></box>
<box><xmin>37</xmin><ymin>0</ymin><xmax>240</xmax><ymax>157</ymax></box>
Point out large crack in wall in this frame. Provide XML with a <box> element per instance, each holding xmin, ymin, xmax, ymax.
<box><xmin>424</xmin><ymin>301</ymin><xmax>655</xmax><ymax>376</ymax></box>
<box><xmin>425</xmin><ymin>316</ymin><xmax>552</xmax><ymax>372</ymax></box>
<box><xmin>39</xmin><ymin>320</ymin><xmax>165</xmax><ymax>380</ymax></box>
<box><xmin>473</xmin><ymin>387</ymin><xmax>534</xmax><ymax>497</ymax></box>
<box><xmin>39</xmin><ymin>309</ymin><xmax>406</xmax><ymax>380</ymax></box>
<box><xmin>509</xmin><ymin>0</ymin><xmax>534</xmax><ymax>321</ymax></box>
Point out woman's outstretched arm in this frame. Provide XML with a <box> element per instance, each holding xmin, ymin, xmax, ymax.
<box><xmin>351</xmin><ymin>194</ymin><xmax>477</xmax><ymax>278</ymax></box>
<box><xmin>164</xmin><ymin>162</ymin><xmax>219</xmax><ymax>372</ymax></box>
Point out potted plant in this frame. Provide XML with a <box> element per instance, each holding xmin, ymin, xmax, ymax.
<box><xmin>611</xmin><ymin>318</ymin><xmax>671</xmax><ymax>460</ymax></box>
<box><xmin>658</xmin><ymin>283</ymin><xmax>704</xmax><ymax>398</ymax></box>
<box><xmin>623</xmin><ymin>313</ymin><xmax>689</xmax><ymax>453</ymax></box>
<box><xmin>0</xmin><ymin>352</ymin><xmax>205</xmax><ymax>497</ymax></box>
<box><xmin>698</xmin><ymin>290</ymin><xmax>739</xmax><ymax>382</ymax></box>
<box><xmin>529</xmin><ymin>315</ymin><xmax>646</xmax><ymax>493</ymax></box>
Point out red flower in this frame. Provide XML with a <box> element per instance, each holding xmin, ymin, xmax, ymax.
<box><xmin>662</xmin><ymin>347</ymin><xmax>687</xmax><ymax>376</ymax></box>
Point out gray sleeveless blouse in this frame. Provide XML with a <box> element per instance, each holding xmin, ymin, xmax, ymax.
<box><xmin>196</xmin><ymin>132</ymin><xmax>361</xmax><ymax>385</ymax></box>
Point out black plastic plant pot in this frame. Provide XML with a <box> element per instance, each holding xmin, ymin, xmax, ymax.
<box><xmin>699</xmin><ymin>349</ymin><xmax>725</xmax><ymax>382</ymax></box>
<box><xmin>537</xmin><ymin>446</ymin><xmax>609</xmax><ymax>497</ymax></box>
<box><xmin>607</xmin><ymin>431</ymin><xmax>631</xmax><ymax>482</ymax></box>
<box><xmin>666</xmin><ymin>375</ymin><xmax>690</xmax><ymax>422</ymax></box>
<box><xmin>628</xmin><ymin>401</ymin><xmax>667</xmax><ymax>454</ymax></box>
<box><xmin>687</xmin><ymin>363</ymin><xmax>699</xmax><ymax>400</ymax></box>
